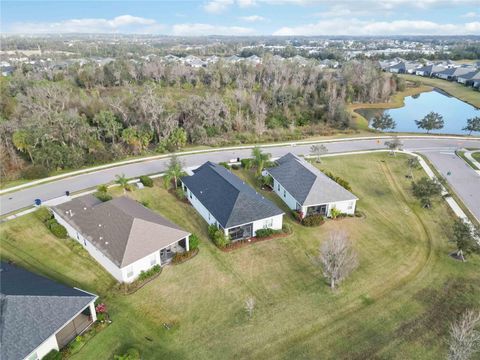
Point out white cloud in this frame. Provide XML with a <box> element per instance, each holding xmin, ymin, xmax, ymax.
<box><xmin>172</xmin><ymin>23</ymin><xmax>255</xmax><ymax>36</ymax></box>
<box><xmin>239</xmin><ymin>15</ymin><xmax>266</xmax><ymax>22</ymax></box>
<box><xmin>461</xmin><ymin>11</ymin><xmax>478</xmax><ymax>18</ymax></box>
<box><xmin>203</xmin><ymin>0</ymin><xmax>234</xmax><ymax>13</ymax></box>
<box><xmin>273</xmin><ymin>19</ymin><xmax>480</xmax><ymax>36</ymax></box>
<box><xmin>8</xmin><ymin>15</ymin><xmax>163</xmax><ymax>34</ymax></box>
<box><xmin>237</xmin><ymin>0</ymin><xmax>257</xmax><ymax>7</ymax></box>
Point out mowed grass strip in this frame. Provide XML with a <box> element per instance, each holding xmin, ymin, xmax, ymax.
<box><xmin>1</xmin><ymin>153</ymin><xmax>479</xmax><ymax>360</ymax></box>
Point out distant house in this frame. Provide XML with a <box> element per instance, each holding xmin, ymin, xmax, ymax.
<box><xmin>388</xmin><ymin>61</ymin><xmax>419</xmax><ymax>74</ymax></box>
<box><xmin>181</xmin><ymin>162</ymin><xmax>284</xmax><ymax>241</ymax></box>
<box><xmin>51</xmin><ymin>195</ymin><xmax>190</xmax><ymax>283</ymax></box>
<box><xmin>0</xmin><ymin>262</ymin><xmax>97</xmax><ymax>360</ymax></box>
<box><xmin>265</xmin><ymin>153</ymin><xmax>358</xmax><ymax>218</ymax></box>
<box><xmin>435</xmin><ymin>66</ymin><xmax>475</xmax><ymax>81</ymax></box>
<box><xmin>415</xmin><ymin>64</ymin><xmax>445</xmax><ymax>77</ymax></box>
<box><xmin>457</xmin><ymin>71</ymin><xmax>480</xmax><ymax>86</ymax></box>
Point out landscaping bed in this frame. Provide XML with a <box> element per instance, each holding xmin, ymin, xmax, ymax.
<box><xmin>220</xmin><ymin>232</ymin><xmax>291</xmax><ymax>252</ymax></box>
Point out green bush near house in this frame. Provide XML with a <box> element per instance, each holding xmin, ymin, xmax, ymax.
<box><xmin>49</xmin><ymin>222</ymin><xmax>68</xmax><ymax>239</ymax></box>
<box><xmin>175</xmin><ymin>187</ymin><xmax>186</xmax><ymax>200</ymax></box>
<box><xmin>218</xmin><ymin>162</ymin><xmax>229</xmax><ymax>169</ymax></box>
<box><xmin>240</xmin><ymin>158</ymin><xmax>253</xmax><ymax>169</ymax></box>
<box><xmin>94</xmin><ymin>191</ymin><xmax>112</xmax><ymax>202</ymax></box>
<box><xmin>330</xmin><ymin>207</ymin><xmax>342</xmax><ymax>220</ymax></box>
<box><xmin>139</xmin><ymin>175</ymin><xmax>154</xmax><ymax>187</ymax></box>
<box><xmin>255</xmin><ymin>228</ymin><xmax>274</xmax><ymax>238</ymax></box>
<box><xmin>137</xmin><ymin>265</ymin><xmax>161</xmax><ymax>281</ymax></box>
<box><xmin>35</xmin><ymin>207</ymin><xmax>53</xmax><ymax>223</ymax></box>
<box><xmin>97</xmin><ymin>184</ymin><xmax>108</xmax><ymax>193</ymax></box>
<box><xmin>302</xmin><ymin>214</ymin><xmax>325</xmax><ymax>226</ymax></box>
<box><xmin>42</xmin><ymin>349</ymin><xmax>62</xmax><ymax>360</ymax></box>
<box><xmin>231</xmin><ymin>164</ymin><xmax>240</xmax><ymax>170</ymax></box>
<box><xmin>189</xmin><ymin>233</ymin><xmax>200</xmax><ymax>250</ymax></box>
<box><xmin>208</xmin><ymin>224</ymin><xmax>230</xmax><ymax>248</ymax></box>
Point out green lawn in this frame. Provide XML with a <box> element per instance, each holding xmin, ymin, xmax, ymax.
<box><xmin>473</xmin><ymin>152</ymin><xmax>480</xmax><ymax>163</ymax></box>
<box><xmin>1</xmin><ymin>153</ymin><xmax>479</xmax><ymax>359</ymax></box>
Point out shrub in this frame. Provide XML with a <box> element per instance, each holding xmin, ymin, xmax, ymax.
<box><xmin>292</xmin><ymin>210</ymin><xmax>302</xmax><ymax>222</ymax></box>
<box><xmin>189</xmin><ymin>233</ymin><xmax>200</xmax><ymax>250</ymax></box>
<box><xmin>140</xmin><ymin>200</ymin><xmax>150</xmax><ymax>208</ymax></box>
<box><xmin>68</xmin><ymin>335</ymin><xmax>85</xmax><ymax>353</ymax></box>
<box><xmin>282</xmin><ymin>223</ymin><xmax>293</xmax><ymax>234</ymax></box>
<box><xmin>97</xmin><ymin>184</ymin><xmax>108</xmax><ymax>193</ymax></box>
<box><xmin>231</xmin><ymin>164</ymin><xmax>240</xmax><ymax>170</ymax></box>
<box><xmin>219</xmin><ymin>162</ymin><xmax>229</xmax><ymax>169</ymax></box>
<box><xmin>260</xmin><ymin>175</ymin><xmax>273</xmax><ymax>188</ymax></box>
<box><xmin>302</xmin><ymin>214</ymin><xmax>325</xmax><ymax>226</ymax></box>
<box><xmin>137</xmin><ymin>265</ymin><xmax>161</xmax><ymax>281</ymax></box>
<box><xmin>42</xmin><ymin>349</ymin><xmax>62</xmax><ymax>360</ymax></box>
<box><xmin>45</xmin><ymin>218</ymin><xmax>57</xmax><ymax>229</ymax></box>
<box><xmin>21</xmin><ymin>165</ymin><xmax>49</xmax><ymax>180</ymax></box>
<box><xmin>256</xmin><ymin>228</ymin><xmax>274</xmax><ymax>238</ymax></box>
<box><xmin>321</xmin><ymin>170</ymin><xmax>352</xmax><ymax>191</ymax></box>
<box><xmin>35</xmin><ymin>207</ymin><xmax>52</xmax><ymax>223</ymax></box>
<box><xmin>208</xmin><ymin>224</ymin><xmax>230</xmax><ymax>248</ymax></box>
<box><xmin>114</xmin><ymin>348</ymin><xmax>141</xmax><ymax>360</ymax></box>
<box><xmin>330</xmin><ymin>207</ymin><xmax>342</xmax><ymax>219</ymax></box>
<box><xmin>139</xmin><ymin>175</ymin><xmax>153</xmax><ymax>187</ymax></box>
<box><xmin>49</xmin><ymin>222</ymin><xmax>68</xmax><ymax>238</ymax></box>
<box><xmin>240</xmin><ymin>158</ymin><xmax>253</xmax><ymax>169</ymax></box>
<box><xmin>175</xmin><ymin>187</ymin><xmax>186</xmax><ymax>200</ymax></box>
<box><xmin>172</xmin><ymin>251</ymin><xmax>194</xmax><ymax>264</ymax></box>
<box><xmin>94</xmin><ymin>191</ymin><xmax>112</xmax><ymax>202</ymax></box>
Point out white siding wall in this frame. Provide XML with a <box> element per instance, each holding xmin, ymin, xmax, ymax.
<box><xmin>301</xmin><ymin>199</ymin><xmax>356</xmax><ymax>217</ymax></box>
<box><xmin>24</xmin><ymin>334</ymin><xmax>59</xmax><ymax>360</ymax></box>
<box><xmin>120</xmin><ymin>250</ymin><xmax>160</xmax><ymax>283</ymax></box>
<box><xmin>272</xmin><ymin>178</ymin><xmax>298</xmax><ymax>210</ymax></box>
<box><xmin>183</xmin><ymin>184</ymin><xmax>220</xmax><ymax>226</ymax></box>
<box><xmin>251</xmin><ymin>214</ymin><xmax>283</xmax><ymax>234</ymax></box>
<box><xmin>53</xmin><ymin>210</ymin><xmax>124</xmax><ymax>282</ymax></box>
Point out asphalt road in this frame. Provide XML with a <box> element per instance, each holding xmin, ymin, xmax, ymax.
<box><xmin>1</xmin><ymin>137</ymin><xmax>479</xmax><ymax>220</ymax></box>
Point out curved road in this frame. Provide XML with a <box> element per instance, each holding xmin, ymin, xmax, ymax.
<box><xmin>1</xmin><ymin>137</ymin><xmax>479</xmax><ymax>221</ymax></box>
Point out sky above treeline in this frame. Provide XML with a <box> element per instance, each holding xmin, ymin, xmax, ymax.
<box><xmin>1</xmin><ymin>0</ymin><xmax>480</xmax><ymax>36</ymax></box>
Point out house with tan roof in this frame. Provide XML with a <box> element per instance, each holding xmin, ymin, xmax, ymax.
<box><xmin>51</xmin><ymin>195</ymin><xmax>190</xmax><ymax>283</ymax></box>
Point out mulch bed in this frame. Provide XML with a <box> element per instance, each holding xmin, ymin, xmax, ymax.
<box><xmin>172</xmin><ymin>248</ymin><xmax>199</xmax><ymax>265</ymax></box>
<box><xmin>116</xmin><ymin>269</ymin><xmax>163</xmax><ymax>295</ymax></box>
<box><xmin>220</xmin><ymin>232</ymin><xmax>290</xmax><ymax>252</ymax></box>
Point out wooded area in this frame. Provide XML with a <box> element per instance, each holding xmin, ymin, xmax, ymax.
<box><xmin>0</xmin><ymin>58</ymin><xmax>399</xmax><ymax>180</ymax></box>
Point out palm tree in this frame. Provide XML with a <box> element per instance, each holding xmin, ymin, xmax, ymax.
<box><xmin>252</xmin><ymin>146</ymin><xmax>271</xmax><ymax>176</ymax></box>
<box><xmin>115</xmin><ymin>174</ymin><xmax>130</xmax><ymax>194</ymax></box>
<box><xmin>164</xmin><ymin>155</ymin><xmax>186</xmax><ymax>190</ymax></box>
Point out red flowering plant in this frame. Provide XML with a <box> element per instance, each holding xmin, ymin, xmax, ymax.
<box><xmin>95</xmin><ymin>303</ymin><xmax>109</xmax><ymax>322</ymax></box>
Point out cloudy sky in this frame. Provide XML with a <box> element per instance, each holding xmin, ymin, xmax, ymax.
<box><xmin>1</xmin><ymin>0</ymin><xmax>480</xmax><ymax>36</ymax></box>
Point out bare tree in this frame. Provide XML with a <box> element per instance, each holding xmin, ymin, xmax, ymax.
<box><xmin>448</xmin><ymin>309</ymin><xmax>480</xmax><ymax>360</ymax></box>
<box><xmin>319</xmin><ymin>231</ymin><xmax>358</xmax><ymax>289</ymax></box>
<box><xmin>384</xmin><ymin>136</ymin><xmax>403</xmax><ymax>156</ymax></box>
<box><xmin>245</xmin><ymin>297</ymin><xmax>256</xmax><ymax>319</ymax></box>
<box><xmin>310</xmin><ymin>144</ymin><xmax>328</xmax><ymax>163</ymax></box>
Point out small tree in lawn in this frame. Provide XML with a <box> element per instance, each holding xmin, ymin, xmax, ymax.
<box><xmin>411</xmin><ymin>177</ymin><xmax>442</xmax><ymax>208</ymax></box>
<box><xmin>251</xmin><ymin>146</ymin><xmax>271</xmax><ymax>177</ymax></box>
<box><xmin>450</xmin><ymin>219</ymin><xmax>480</xmax><ymax>262</ymax></box>
<box><xmin>310</xmin><ymin>144</ymin><xmax>328</xmax><ymax>163</ymax></box>
<box><xmin>463</xmin><ymin>116</ymin><xmax>480</xmax><ymax>136</ymax></box>
<box><xmin>371</xmin><ymin>113</ymin><xmax>396</xmax><ymax>131</ymax></box>
<box><xmin>384</xmin><ymin>136</ymin><xmax>403</xmax><ymax>156</ymax></box>
<box><xmin>319</xmin><ymin>230</ymin><xmax>358</xmax><ymax>290</ymax></box>
<box><xmin>164</xmin><ymin>155</ymin><xmax>186</xmax><ymax>190</ymax></box>
<box><xmin>406</xmin><ymin>157</ymin><xmax>421</xmax><ymax>180</ymax></box>
<box><xmin>115</xmin><ymin>174</ymin><xmax>130</xmax><ymax>194</ymax></box>
<box><xmin>415</xmin><ymin>112</ymin><xmax>444</xmax><ymax>134</ymax></box>
<box><xmin>245</xmin><ymin>297</ymin><xmax>256</xmax><ymax>319</ymax></box>
<box><xmin>448</xmin><ymin>309</ymin><xmax>480</xmax><ymax>360</ymax></box>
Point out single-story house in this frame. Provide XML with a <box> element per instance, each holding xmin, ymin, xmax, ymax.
<box><xmin>415</xmin><ymin>64</ymin><xmax>446</xmax><ymax>77</ymax></box>
<box><xmin>51</xmin><ymin>195</ymin><xmax>190</xmax><ymax>283</ymax></box>
<box><xmin>0</xmin><ymin>262</ymin><xmax>98</xmax><ymax>360</ymax></box>
<box><xmin>435</xmin><ymin>66</ymin><xmax>475</xmax><ymax>81</ymax></box>
<box><xmin>265</xmin><ymin>153</ymin><xmax>358</xmax><ymax>218</ymax></box>
<box><xmin>457</xmin><ymin>71</ymin><xmax>480</xmax><ymax>86</ymax></box>
<box><xmin>388</xmin><ymin>61</ymin><xmax>419</xmax><ymax>74</ymax></box>
<box><xmin>181</xmin><ymin>162</ymin><xmax>284</xmax><ymax>241</ymax></box>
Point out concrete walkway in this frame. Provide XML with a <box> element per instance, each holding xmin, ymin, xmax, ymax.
<box><xmin>464</xmin><ymin>150</ymin><xmax>480</xmax><ymax>174</ymax></box>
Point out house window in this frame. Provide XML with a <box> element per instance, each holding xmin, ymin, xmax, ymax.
<box><xmin>126</xmin><ymin>266</ymin><xmax>134</xmax><ymax>278</ymax></box>
<box><xmin>189</xmin><ymin>191</ymin><xmax>192</xmax><ymax>199</ymax></box>
<box><xmin>283</xmin><ymin>190</ymin><xmax>286</xmax><ymax>198</ymax></box>
<box><xmin>150</xmin><ymin>254</ymin><xmax>157</xmax><ymax>266</ymax></box>
<box><xmin>277</xmin><ymin>183</ymin><xmax>280</xmax><ymax>191</ymax></box>
<box><xmin>348</xmin><ymin>202</ymin><xmax>354</xmax><ymax>210</ymax></box>
<box><xmin>263</xmin><ymin>218</ymin><xmax>273</xmax><ymax>228</ymax></box>
<box><xmin>208</xmin><ymin>213</ymin><xmax>211</xmax><ymax>220</ymax></box>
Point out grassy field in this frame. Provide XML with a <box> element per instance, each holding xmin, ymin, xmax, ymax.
<box><xmin>1</xmin><ymin>153</ymin><xmax>479</xmax><ymax>359</ymax></box>
<box><xmin>348</xmin><ymin>85</ymin><xmax>432</xmax><ymax>129</ymax></box>
<box><xmin>473</xmin><ymin>152</ymin><xmax>480</xmax><ymax>162</ymax></box>
<box><xmin>399</xmin><ymin>74</ymin><xmax>480</xmax><ymax>108</ymax></box>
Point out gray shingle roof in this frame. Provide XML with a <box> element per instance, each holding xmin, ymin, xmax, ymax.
<box><xmin>52</xmin><ymin>196</ymin><xmax>190</xmax><ymax>268</ymax></box>
<box><xmin>0</xmin><ymin>262</ymin><xmax>97</xmax><ymax>360</ymax></box>
<box><xmin>181</xmin><ymin>162</ymin><xmax>283</xmax><ymax>228</ymax></box>
<box><xmin>267</xmin><ymin>153</ymin><xmax>358</xmax><ymax>207</ymax></box>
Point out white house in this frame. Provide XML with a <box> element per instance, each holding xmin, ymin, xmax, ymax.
<box><xmin>181</xmin><ymin>162</ymin><xmax>284</xmax><ymax>241</ymax></box>
<box><xmin>266</xmin><ymin>153</ymin><xmax>358</xmax><ymax>219</ymax></box>
<box><xmin>51</xmin><ymin>195</ymin><xmax>190</xmax><ymax>283</ymax></box>
<box><xmin>0</xmin><ymin>262</ymin><xmax>98</xmax><ymax>360</ymax></box>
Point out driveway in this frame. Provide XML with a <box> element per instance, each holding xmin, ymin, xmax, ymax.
<box><xmin>1</xmin><ymin>137</ymin><xmax>479</xmax><ymax>221</ymax></box>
